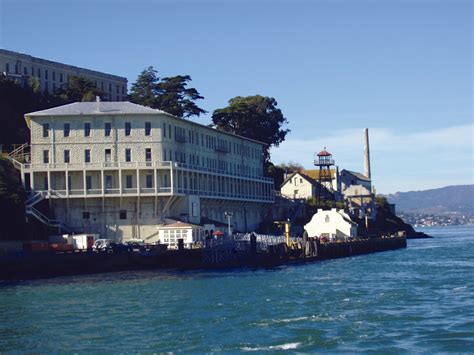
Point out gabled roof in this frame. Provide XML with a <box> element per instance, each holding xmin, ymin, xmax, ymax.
<box><xmin>341</xmin><ymin>169</ymin><xmax>371</xmax><ymax>182</ymax></box>
<box><xmin>280</xmin><ymin>169</ymin><xmax>337</xmax><ymax>188</ymax></box>
<box><xmin>25</xmin><ymin>101</ymin><xmax>165</xmax><ymax>117</ymax></box>
<box><xmin>280</xmin><ymin>171</ymin><xmax>317</xmax><ymax>188</ymax></box>
<box><xmin>160</xmin><ymin>219</ymin><xmax>201</xmax><ymax>228</ymax></box>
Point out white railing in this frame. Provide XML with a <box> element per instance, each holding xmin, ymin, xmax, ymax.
<box><xmin>26</xmin><ymin>206</ymin><xmax>72</xmax><ymax>233</ymax></box>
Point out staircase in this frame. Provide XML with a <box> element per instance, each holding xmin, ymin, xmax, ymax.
<box><xmin>26</xmin><ymin>205</ymin><xmax>72</xmax><ymax>233</ymax></box>
<box><xmin>7</xmin><ymin>142</ymin><xmax>29</xmax><ymax>170</ymax></box>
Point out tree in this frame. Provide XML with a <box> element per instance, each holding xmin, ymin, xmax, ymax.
<box><xmin>212</xmin><ymin>95</ymin><xmax>289</xmax><ymax>161</ymax></box>
<box><xmin>277</xmin><ymin>161</ymin><xmax>304</xmax><ymax>174</ymax></box>
<box><xmin>55</xmin><ymin>76</ymin><xmax>102</xmax><ymax>102</ymax></box>
<box><xmin>129</xmin><ymin>66</ymin><xmax>206</xmax><ymax>118</ymax></box>
<box><xmin>129</xmin><ymin>66</ymin><xmax>159</xmax><ymax>108</ymax></box>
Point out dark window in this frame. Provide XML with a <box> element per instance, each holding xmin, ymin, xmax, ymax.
<box><xmin>163</xmin><ymin>123</ymin><xmax>166</xmax><ymax>137</ymax></box>
<box><xmin>86</xmin><ymin>175</ymin><xmax>92</xmax><ymax>190</ymax></box>
<box><xmin>122</xmin><ymin>86</ymin><xmax>125</xmax><ymax>95</ymax></box>
<box><xmin>168</xmin><ymin>125</ymin><xmax>171</xmax><ymax>139</ymax></box>
<box><xmin>119</xmin><ymin>210</ymin><xmax>127</xmax><ymax>219</ymax></box>
<box><xmin>64</xmin><ymin>123</ymin><xmax>70</xmax><ymax>137</ymax></box>
<box><xmin>105</xmin><ymin>149</ymin><xmax>112</xmax><ymax>163</ymax></box>
<box><xmin>14</xmin><ymin>64</ymin><xmax>18</xmax><ymax>74</ymax></box>
<box><xmin>82</xmin><ymin>211</ymin><xmax>90</xmax><ymax>219</ymax></box>
<box><xmin>43</xmin><ymin>150</ymin><xmax>49</xmax><ymax>164</ymax></box>
<box><xmin>125</xmin><ymin>122</ymin><xmax>131</xmax><ymax>136</ymax></box>
<box><xmin>109</xmin><ymin>83</ymin><xmax>112</xmax><ymax>92</ymax></box>
<box><xmin>84</xmin><ymin>122</ymin><xmax>91</xmax><ymax>137</ymax></box>
<box><xmin>52</xmin><ymin>71</ymin><xmax>55</xmax><ymax>81</ymax></box>
<box><xmin>116</xmin><ymin>85</ymin><xmax>119</xmax><ymax>94</ymax></box>
<box><xmin>105</xmin><ymin>175</ymin><xmax>112</xmax><ymax>189</ymax></box>
<box><xmin>145</xmin><ymin>122</ymin><xmax>151</xmax><ymax>136</ymax></box>
<box><xmin>42</xmin><ymin>123</ymin><xmax>49</xmax><ymax>138</ymax></box>
<box><xmin>146</xmin><ymin>175</ymin><xmax>153</xmax><ymax>188</ymax></box>
<box><xmin>45</xmin><ymin>69</ymin><xmax>48</xmax><ymax>80</ymax></box>
<box><xmin>5</xmin><ymin>63</ymin><xmax>9</xmax><ymax>73</ymax></box>
<box><xmin>125</xmin><ymin>148</ymin><xmax>131</xmax><ymax>162</ymax></box>
<box><xmin>23</xmin><ymin>67</ymin><xmax>27</xmax><ymax>75</ymax></box>
<box><xmin>37</xmin><ymin>68</ymin><xmax>41</xmax><ymax>78</ymax></box>
<box><xmin>145</xmin><ymin>148</ymin><xmax>152</xmax><ymax>162</ymax></box>
<box><xmin>104</xmin><ymin>122</ymin><xmax>111</xmax><ymax>136</ymax></box>
<box><xmin>126</xmin><ymin>175</ymin><xmax>133</xmax><ymax>189</ymax></box>
<box><xmin>84</xmin><ymin>149</ymin><xmax>91</xmax><ymax>163</ymax></box>
<box><xmin>60</xmin><ymin>73</ymin><xmax>63</xmax><ymax>82</ymax></box>
<box><xmin>101</xmin><ymin>82</ymin><xmax>104</xmax><ymax>91</ymax></box>
<box><xmin>64</xmin><ymin>150</ymin><xmax>70</xmax><ymax>163</ymax></box>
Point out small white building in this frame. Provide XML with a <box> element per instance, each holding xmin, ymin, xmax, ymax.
<box><xmin>280</xmin><ymin>169</ymin><xmax>340</xmax><ymax>200</ymax></box>
<box><xmin>156</xmin><ymin>219</ymin><xmax>205</xmax><ymax>249</ymax></box>
<box><xmin>304</xmin><ymin>208</ymin><xmax>358</xmax><ymax>241</ymax></box>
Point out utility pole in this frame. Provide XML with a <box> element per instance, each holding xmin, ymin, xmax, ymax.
<box><xmin>224</xmin><ymin>211</ymin><xmax>233</xmax><ymax>236</ymax></box>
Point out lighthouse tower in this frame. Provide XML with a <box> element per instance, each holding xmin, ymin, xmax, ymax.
<box><xmin>314</xmin><ymin>148</ymin><xmax>335</xmax><ymax>209</ymax></box>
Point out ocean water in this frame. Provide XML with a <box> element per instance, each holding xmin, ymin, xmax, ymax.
<box><xmin>0</xmin><ymin>225</ymin><xmax>473</xmax><ymax>352</ymax></box>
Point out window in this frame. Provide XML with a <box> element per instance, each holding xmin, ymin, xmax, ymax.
<box><xmin>86</xmin><ymin>175</ymin><xmax>92</xmax><ymax>190</ymax></box>
<box><xmin>105</xmin><ymin>175</ymin><xmax>112</xmax><ymax>189</ymax></box>
<box><xmin>82</xmin><ymin>211</ymin><xmax>90</xmax><ymax>219</ymax></box>
<box><xmin>105</xmin><ymin>149</ymin><xmax>111</xmax><ymax>163</ymax></box>
<box><xmin>146</xmin><ymin>174</ymin><xmax>153</xmax><ymax>188</ymax></box>
<box><xmin>84</xmin><ymin>122</ymin><xmax>91</xmax><ymax>137</ymax></box>
<box><xmin>163</xmin><ymin>123</ymin><xmax>166</xmax><ymax>137</ymax></box>
<box><xmin>14</xmin><ymin>64</ymin><xmax>18</xmax><ymax>74</ymax></box>
<box><xmin>145</xmin><ymin>148</ymin><xmax>152</xmax><ymax>162</ymax></box>
<box><xmin>37</xmin><ymin>68</ymin><xmax>41</xmax><ymax>78</ymax></box>
<box><xmin>168</xmin><ymin>125</ymin><xmax>171</xmax><ymax>139</ymax></box>
<box><xmin>145</xmin><ymin>122</ymin><xmax>151</xmax><ymax>136</ymax></box>
<box><xmin>64</xmin><ymin>150</ymin><xmax>70</xmax><ymax>163</ymax></box>
<box><xmin>126</xmin><ymin>175</ymin><xmax>133</xmax><ymax>189</ymax></box>
<box><xmin>44</xmin><ymin>177</ymin><xmax>48</xmax><ymax>190</ymax></box>
<box><xmin>119</xmin><ymin>210</ymin><xmax>127</xmax><ymax>219</ymax></box>
<box><xmin>116</xmin><ymin>85</ymin><xmax>119</xmax><ymax>94</ymax></box>
<box><xmin>84</xmin><ymin>149</ymin><xmax>91</xmax><ymax>163</ymax></box>
<box><xmin>23</xmin><ymin>67</ymin><xmax>27</xmax><ymax>75</ymax></box>
<box><xmin>41</xmin><ymin>123</ymin><xmax>50</xmax><ymax>138</ymax></box>
<box><xmin>104</xmin><ymin>122</ymin><xmax>111</xmax><ymax>136</ymax></box>
<box><xmin>325</xmin><ymin>215</ymin><xmax>330</xmax><ymax>223</ymax></box>
<box><xmin>125</xmin><ymin>148</ymin><xmax>131</xmax><ymax>162</ymax></box>
<box><xmin>300</xmin><ymin>178</ymin><xmax>303</xmax><ymax>183</ymax></box>
<box><xmin>59</xmin><ymin>73</ymin><xmax>63</xmax><ymax>82</ymax></box>
<box><xmin>63</xmin><ymin>123</ymin><xmax>70</xmax><ymax>137</ymax></box>
<box><xmin>122</xmin><ymin>86</ymin><xmax>125</xmax><ymax>95</ymax></box>
<box><xmin>43</xmin><ymin>150</ymin><xmax>49</xmax><ymax>164</ymax></box>
<box><xmin>52</xmin><ymin>71</ymin><xmax>56</xmax><ymax>81</ymax></box>
<box><xmin>45</xmin><ymin>69</ymin><xmax>48</xmax><ymax>80</ymax></box>
<box><xmin>109</xmin><ymin>83</ymin><xmax>112</xmax><ymax>92</ymax></box>
<box><xmin>5</xmin><ymin>63</ymin><xmax>9</xmax><ymax>73</ymax></box>
<box><xmin>101</xmin><ymin>82</ymin><xmax>104</xmax><ymax>91</ymax></box>
<box><xmin>125</xmin><ymin>122</ymin><xmax>131</xmax><ymax>136</ymax></box>
<box><xmin>31</xmin><ymin>67</ymin><xmax>34</xmax><ymax>75</ymax></box>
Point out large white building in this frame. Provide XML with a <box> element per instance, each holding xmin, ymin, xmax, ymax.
<box><xmin>0</xmin><ymin>49</ymin><xmax>127</xmax><ymax>101</ymax></box>
<box><xmin>16</xmin><ymin>101</ymin><xmax>274</xmax><ymax>244</ymax></box>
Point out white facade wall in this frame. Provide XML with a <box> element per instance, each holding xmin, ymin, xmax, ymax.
<box><xmin>304</xmin><ymin>208</ymin><xmax>358</xmax><ymax>241</ymax></box>
<box><xmin>280</xmin><ymin>173</ymin><xmax>314</xmax><ymax>199</ymax></box>
<box><xmin>0</xmin><ymin>49</ymin><xmax>127</xmax><ymax>100</ymax></box>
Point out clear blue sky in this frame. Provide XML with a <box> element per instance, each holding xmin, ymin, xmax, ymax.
<box><xmin>1</xmin><ymin>0</ymin><xmax>472</xmax><ymax>193</ymax></box>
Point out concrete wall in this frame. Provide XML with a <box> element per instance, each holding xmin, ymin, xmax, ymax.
<box><xmin>280</xmin><ymin>173</ymin><xmax>314</xmax><ymax>199</ymax></box>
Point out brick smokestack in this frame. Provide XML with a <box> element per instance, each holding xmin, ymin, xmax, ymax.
<box><xmin>364</xmin><ymin>128</ymin><xmax>371</xmax><ymax>179</ymax></box>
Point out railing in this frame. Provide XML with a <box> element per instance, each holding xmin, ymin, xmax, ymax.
<box><xmin>26</xmin><ymin>205</ymin><xmax>72</xmax><ymax>233</ymax></box>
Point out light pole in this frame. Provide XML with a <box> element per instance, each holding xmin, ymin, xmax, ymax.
<box><xmin>224</xmin><ymin>211</ymin><xmax>233</xmax><ymax>236</ymax></box>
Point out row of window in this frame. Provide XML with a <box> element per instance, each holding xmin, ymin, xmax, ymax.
<box><xmin>82</xmin><ymin>210</ymin><xmax>127</xmax><ymax>220</ymax></box>
<box><xmin>42</xmin><ymin>148</ymin><xmax>152</xmax><ymax>164</ymax></box>
<box><xmin>42</xmin><ymin>122</ymin><xmax>152</xmax><ymax>138</ymax></box>
<box><xmin>4</xmin><ymin>63</ymin><xmax>125</xmax><ymax>94</ymax></box>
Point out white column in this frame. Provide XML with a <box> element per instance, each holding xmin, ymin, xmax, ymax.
<box><xmin>136</xmin><ymin>168</ymin><xmax>140</xmax><ymax>195</ymax></box>
<box><xmin>65</xmin><ymin>170</ymin><xmax>69</xmax><ymax>197</ymax></box>
<box><xmin>83</xmin><ymin>170</ymin><xmax>87</xmax><ymax>196</ymax></box>
<box><xmin>101</xmin><ymin>169</ymin><xmax>104</xmax><ymax>196</ymax></box>
<box><xmin>30</xmin><ymin>172</ymin><xmax>35</xmax><ymax>191</ymax></box>
<box><xmin>170</xmin><ymin>164</ymin><xmax>174</xmax><ymax>194</ymax></box>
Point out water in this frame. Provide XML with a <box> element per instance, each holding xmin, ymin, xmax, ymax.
<box><xmin>1</xmin><ymin>225</ymin><xmax>473</xmax><ymax>352</ymax></box>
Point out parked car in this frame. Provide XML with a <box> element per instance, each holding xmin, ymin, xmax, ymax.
<box><xmin>92</xmin><ymin>239</ymin><xmax>113</xmax><ymax>252</ymax></box>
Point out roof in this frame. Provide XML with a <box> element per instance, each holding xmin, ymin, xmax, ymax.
<box><xmin>281</xmin><ymin>169</ymin><xmax>338</xmax><ymax>188</ymax></box>
<box><xmin>317</xmin><ymin>149</ymin><xmax>332</xmax><ymax>157</ymax></box>
<box><xmin>24</xmin><ymin>101</ymin><xmax>267</xmax><ymax>146</ymax></box>
<box><xmin>25</xmin><ymin>101</ymin><xmax>165</xmax><ymax>117</ymax></box>
<box><xmin>160</xmin><ymin>220</ymin><xmax>201</xmax><ymax>229</ymax></box>
<box><xmin>341</xmin><ymin>169</ymin><xmax>371</xmax><ymax>182</ymax></box>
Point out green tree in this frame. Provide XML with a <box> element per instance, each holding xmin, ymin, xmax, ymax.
<box><xmin>129</xmin><ymin>66</ymin><xmax>206</xmax><ymax>118</ymax></box>
<box><xmin>278</xmin><ymin>161</ymin><xmax>304</xmax><ymax>174</ymax></box>
<box><xmin>212</xmin><ymin>95</ymin><xmax>289</xmax><ymax>161</ymax></box>
<box><xmin>129</xmin><ymin>66</ymin><xmax>159</xmax><ymax>108</ymax></box>
<box><xmin>55</xmin><ymin>75</ymin><xmax>102</xmax><ymax>102</ymax></box>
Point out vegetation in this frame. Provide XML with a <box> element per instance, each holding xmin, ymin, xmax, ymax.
<box><xmin>212</xmin><ymin>95</ymin><xmax>289</xmax><ymax>161</ymax></box>
<box><xmin>129</xmin><ymin>66</ymin><xmax>206</xmax><ymax>118</ymax></box>
<box><xmin>0</xmin><ymin>157</ymin><xmax>26</xmax><ymax>240</ymax></box>
<box><xmin>55</xmin><ymin>76</ymin><xmax>103</xmax><ymax>102</ymax></box>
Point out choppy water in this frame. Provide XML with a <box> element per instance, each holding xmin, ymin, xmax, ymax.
<box><xmin>1</xmin><ymin>225</ymin><xmax>473</xmax><ymax>352</ymax></box>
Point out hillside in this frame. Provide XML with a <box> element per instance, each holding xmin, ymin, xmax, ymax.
<box><xmin>386</xmin><ymin>185</ymin><xmax>474</xmax><ymax>216</ymax></box>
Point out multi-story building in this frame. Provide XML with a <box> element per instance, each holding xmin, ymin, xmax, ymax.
<box><xmin>16</xmin><ymin>100</ymin><xmax>274</xmax><ymax>243</ymax></box>
<box><xmin>0</xmin><ymin>49</ymin><xmax>127</xmax><ymax>101</ymax></box>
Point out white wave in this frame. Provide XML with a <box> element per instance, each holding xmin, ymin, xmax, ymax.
<box><xmin>241</xmin><ymin>342</ymin><xmax>302</xmax><ymax>351</ymax></box>
<box><xmin>453</xmin><ymin>286</ymin><xmax>467</xmax><ymax>292</ymax></box>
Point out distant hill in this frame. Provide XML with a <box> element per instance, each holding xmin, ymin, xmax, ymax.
<box><xmin>386</xmin><ymin>185</ymin><xmax>474</xmax><ymax>216</ymax></box>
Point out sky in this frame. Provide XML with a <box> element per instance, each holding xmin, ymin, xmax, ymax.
<box><xmin>0</xmin><ymin>0</ymin><xmax>472</xmax><ymax>193</ymax></box>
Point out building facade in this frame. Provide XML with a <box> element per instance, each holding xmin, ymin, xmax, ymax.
<box><xmin>280</xmin><ymin>169</ymin><xmax>340</xmax><ymax>201</ymax></box>
<box><xmin>0</xmin><ymin>49</ymin><xmax>127</xmax><ymax>101</ymax></box>
<box><xmin>19</xmin><ymin>101</ymin><xmax>274</xmax><ymax>243</ymax></box>
<box><xmin>304</xmin><ymin>208</ymin><xmax>358</xmax><ymax>241</ymax></box>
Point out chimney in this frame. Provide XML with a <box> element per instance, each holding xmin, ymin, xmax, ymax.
<box><xmin>364</xmin><ymin>128</ymin><xmax>371</xmax><ymax>179</ymax></box>
<box><xmin>96</xmin><ymin>96</ymin><xmax>101</xmax><ymax>112</ymax></box>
